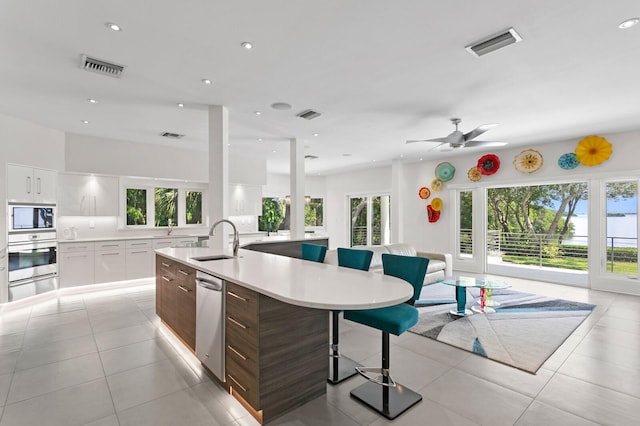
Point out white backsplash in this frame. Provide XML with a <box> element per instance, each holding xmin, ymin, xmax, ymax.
<box><xmin>56</xmin><ymin>216</ymin><xmax>210</xmax><ymax>240</ymax></box>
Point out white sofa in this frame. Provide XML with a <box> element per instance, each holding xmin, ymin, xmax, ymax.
<box><xmin>324</xmin><ymin>243</ymin><xmax>452</xmax><ymax>285</ymax></box>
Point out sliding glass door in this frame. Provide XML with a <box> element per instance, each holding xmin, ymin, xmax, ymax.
<box><xmin>349</xmin><ymin>194</ymin><xmax>391</xmax><ymax>246</ymax></box>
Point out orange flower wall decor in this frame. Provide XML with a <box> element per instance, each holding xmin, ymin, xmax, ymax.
<box><xmin>575</xmin><ymin>135</ymin><xmax>612</xmax><ymax>166</ymax></box>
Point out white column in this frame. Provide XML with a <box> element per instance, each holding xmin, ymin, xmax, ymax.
<box><xmin>391</xmin><ymin>159</ymin><xmax>404</xmax><ymax>243</ymax></box>
<box><xmin>290</xmin><ymin>138</ymin><xmax>305</xmax><ymax>239</ymax></box>
<box><xmin>208</xmin><ymin>105</ymin><xmax>229</xmax><ymax>250</ymax></box>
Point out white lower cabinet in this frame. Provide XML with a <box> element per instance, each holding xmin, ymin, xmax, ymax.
<box><xmin>94</xmin><ymin>241</ymin><xmax>126</xmax><ymax>284</ymax></box>
<box><xmin>59</xmin><ymin>242</ymin><xmax>95</xmax><ymax>288</ymax></box>
<box><xmin>58</xmin><ymin>237</ymin><xmax>199</xmax><ymax>287</ymax></box>
<box><xmin>125</xmin><ymin>239</ymin><xmax>153</xmax><ymax>279</ymax></box>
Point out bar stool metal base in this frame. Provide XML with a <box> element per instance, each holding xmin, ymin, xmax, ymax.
<box><xmin>328</xmin><ymin>355</ymin><xmax>360</xmax><ymax>384</ymax></box>
<box><xmin>350</xmin><ymin>381</ymin><xmax>422</xmax><ymax>420</ymax></box>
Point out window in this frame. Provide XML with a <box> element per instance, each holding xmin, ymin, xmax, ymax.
<box><xmin>349</xmin><ymin>194</ymin><xmax>390</xmax><ymax>246</ymax></box>
<box><xmin>486</xmin><ymin>182</ymin><xmax>588</xmax><ymax>271</ymax></box>
<box><xmin>259</xmin><ymin>196</ymin><xmax>324</xmax><ymax>232</ymax></box>
<box><xmin>123</xmin><ymin>181</ymin><xmax>206</xmax><ymax>229</ymax></box>
<box><xmin>186</xmin><ymin>191</ymin><xmax>203</xmax><ymax>225</ymax></box>
<box><xmin>459</xmin><ymin>190</ymin><xmax>473</xmax><ymax>257</ymax></box>
<box><xmin>305</xmin><ymin>197</ymin><xmax>323</xmax><ymax>227</ymax></box>
<box><xmin>155</xmin><ymin>187</ymin><xmax>178</xmax><ymax>227</ymax></box>
<box><xmin>126</xmin><ymin>188</ymin><xmax>147</xmax><ymax>226</ymax></box>
<box><xmin>605</xmin><ymin>181</ymin><xmax>637</xmax><ymax>275</ymax></box>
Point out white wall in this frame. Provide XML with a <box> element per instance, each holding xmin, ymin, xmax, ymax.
<box><xmin>65</xmin><ymin>133</ymin><xmax>208</xmax><ymax>181</ymax></box>
<box><xmin>263</xmin><ymin>173</ymin><xmax>326</xmax><ymax>198</ymax></box>
<box><xmin>322</xmin><ymin>130</ymin><xmax>640</xmax><ymax>258</ymax></box>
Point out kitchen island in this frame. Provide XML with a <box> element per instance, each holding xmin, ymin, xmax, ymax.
<box><xmin>155</xmin><ymin>247</ymin><xmax>413</xmax><ymax>424</ymax></box>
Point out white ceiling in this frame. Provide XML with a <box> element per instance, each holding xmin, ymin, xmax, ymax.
<box><xmin>1</xmin><ymin>1</ymin><xmax>639</xmax><ymax>175</ymax></box>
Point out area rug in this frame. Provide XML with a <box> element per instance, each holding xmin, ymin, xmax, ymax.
<box><xmin>410</xmin><ymin>283</ymin><xmax>596</xmax><ymax>374</ymax></box>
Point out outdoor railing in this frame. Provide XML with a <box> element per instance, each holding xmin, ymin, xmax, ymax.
<box><xmin>460</xmin><ymin>229</ymin><xmax>637</xmax><ymax>273</ymax></box>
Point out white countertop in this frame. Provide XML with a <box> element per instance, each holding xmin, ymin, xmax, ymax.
<box><xmin>156</xmin><ymin>247</ymin><xmax>413</xmax><ymax>310</ymax></box>
<box><xmin>58</xmin><ymin>234</ymin><xmax>207</xmax><ymax>243</ymax></box>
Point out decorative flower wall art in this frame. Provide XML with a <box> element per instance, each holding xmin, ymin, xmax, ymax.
<box><xmin>558</xmin><ymin>152</ymin><xmax>580</xmax><ymax>170</ymax></box>
<box><xmin>513</xmin><ymin>149</ymin><xmax>544</xmax><ymax>174</ymax></box>
<box><xmin>477</xmin><ymin>154</ymin><xmax>501</xmax><ymax>176</ymax></box>
<box><xmin>574</xmin><ymin>135</ymin><xmax>612</xmax><ymax>166</ymax></box>
<box><xmin>418</xmin><ymin>186</ymin><xmax>431</xmax><ymax>200</ymax></box>
<box><xmin>431</xmin><ymin>178</ymin><xmax>444</xmax><ymax>192</ymax></box>
<box><xmin>467</xmin><ymin>167</ymin><xmax>482</xmax><ymax>182</ymax></box>
<box><xmin>435</xmin><ymin>162</ymin><xmax>455</xmax><ymax>181</ymax></box>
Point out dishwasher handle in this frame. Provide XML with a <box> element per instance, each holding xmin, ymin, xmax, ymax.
<box><xmin>196</xmin><ymin>277</ymin><xmax>223</xmax><ymax>291</ymax></box>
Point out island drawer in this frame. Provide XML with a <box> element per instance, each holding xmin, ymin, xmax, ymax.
<box><xmin>176</xmin><ymin>264</ymin><xmax>196</xmax><ymax>284</ymax></box>
<box><xmin>225</xmin><ymin>283</ymin><xmax>258</xmax><ymax>326</ymax></box>
<box><xmin>156</xmin><ymin>256</ymin><xmax>176</xmax><ymax>276</ymax></box>
<box><xmin>226</xmin><ymin>355</ymin><xmax>259</xmax><ymax>408</ymax></box>
<box><xmin>225</xmin><ymin>327</ymin><xmax>258</xmax><ymax>369</ymax></box>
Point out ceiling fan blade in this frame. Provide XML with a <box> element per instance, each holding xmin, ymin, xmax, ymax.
<box><xmin>463</xmin><ymin>123</ymin><xmax>499</xmax><ymax>141</ymax></box>
<box><xmin>405</xmin><ymin>137</ymin><xmax>448</xmax><ymax>144</ymax></box>
<box><xmin>463</xmin><ymin>140</ymin><xmax>508</xmax><ymax>148</ymax></box>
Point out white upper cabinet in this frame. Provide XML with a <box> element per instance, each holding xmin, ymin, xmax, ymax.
<box><xmin>229</xmin><ymin>184</ymin><xmax>262</xmax><ymax>216</ymax></box>
<box><xmin>57</xmin><ymin>173</ymin><xmax>119</xmax><ymax>216</ymax></box>
<box><xmin>7</xmin><ymin>164</ymin><xmax>57</xmax><ymax>204</ymax></box>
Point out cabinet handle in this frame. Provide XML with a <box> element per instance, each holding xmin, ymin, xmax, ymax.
<box><xmin>177</xmin><ymin>269</ymin><xmax>190</xmax><ymax>276</ymax></box>
<box><xmin>101</xmin><ymin>244</ymin><xmax>121</xmax><ymax>247</ymax></box>
<box><xmin>26</xmin><ymin>176</ymin><xmax>31</xmax><ymax>194</ymax></box>
<box><xmin>130</xmin><ymin>250</ymin><xmax>148</xmax><ymax>254</ymax></box>
<box><xmin>227</xmin><ymin>345</ymin><xmax>247</xmax><ymax>361</ymax></box>
<box><xmin>227</xmin><ymin>316</ymin><xmax>247</xmax><ymax>329</ymax></box>
<box><xmin>130</xmin><ymin>243</ymin><xmax>147</xmax><ymax>246</ymax></box>
<box><xmin>36</xmin><ymin>177</ymin><xmax>42</xmax><ymax>194</ymax></box>
<box><xmin>227</xmin><ymin>291</ymin><xmax>248</xmax><ymax>302</ymax></box>
<box><xmin>161</xmin><ymin>262</ymin><xmax>171</xmax><ymax>267</ymax></box>
<box><xmin>177</xmin><ymin>285</ymin><xmax>190</xmax><ymax>293</ymax></box>
<box><xmin>227</xmin><ymin>374</ymin><xmax>247</xmax><ymax>393</ymax></box>
<box><xmin>101</xmin><ymin>252</ymin><xmax>120</xmax><ymax>256</ymax></box>
<box><xmin>161</xmin><ymin>276</ymin><xmax>171</xmax><ymax>282</ymax></box>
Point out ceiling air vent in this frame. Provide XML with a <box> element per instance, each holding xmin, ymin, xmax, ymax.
<box><xmin>296</xmin><ymin>109</ymin><xmax>322</xmax><ymax>120</ymax></box>
<box><xmin>465</xmin><ymin>28</ymin><xmax>522</xmax><ymax>57</ymax></box>
<box><xmin>80</xmin><ymin>54</ymin><xmax>126</xmax><ymax>78</ymax></box>
<box><xmin>304</xmin><ymin>155</ymin><xmax>319</xmax><ymax>160</ymax></box>
<box><xmin>161</xmin><ymin>132</ymin><xmax>185</xmax><ymax>139</ymax></box>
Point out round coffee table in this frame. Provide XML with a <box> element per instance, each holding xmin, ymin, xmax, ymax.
<box><xmin>436</xmin><ymin>276</ymin><xmax>511</xmax><ymax>316</ymax></box>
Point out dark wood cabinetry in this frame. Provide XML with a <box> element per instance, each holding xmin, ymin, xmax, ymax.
<box><xmin>155</xmin><ymin>254</ymin><xmax>196</xmax><ymax>350</ymax></box>
<box><xmin>225</xmin><ymin>281</ymin><xmax>328</xmax><ymax>423</ymax></box>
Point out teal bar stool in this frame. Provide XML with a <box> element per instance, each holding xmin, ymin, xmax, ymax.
<box><xmin>344</xmin><ymin>253</ymin><xmax>429</xmax><ymax>420</ymax></box>
<box><xmin>301</xmin><ymin>243</ymin><xmax>327</xmax><ymax>263</ymax></box>
<box><xmin>328</xmin><ymin>247</ymin><xmax>374</xmax><ymax>384</ymax></box>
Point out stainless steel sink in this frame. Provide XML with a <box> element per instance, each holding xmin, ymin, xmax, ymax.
<box><xmin>190</xmin><ymin>255</ymin><xmax>235</xmax><ymax>261</ymax></box>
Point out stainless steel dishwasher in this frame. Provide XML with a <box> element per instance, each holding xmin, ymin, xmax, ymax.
<box><xmin>195</xmin><ymin>270</ymin><xmax>225</xmax><ymax>382</ymax></box>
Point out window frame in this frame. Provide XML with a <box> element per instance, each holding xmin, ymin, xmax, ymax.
<box><xmin>120</xmin><ymin>178</ymin><xmax>207</xmax><ymax>230</ymax></box>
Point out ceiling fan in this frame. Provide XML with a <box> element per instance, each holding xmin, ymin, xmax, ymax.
<box><xmin>406</xmin><ymin>118</ymin><xmax>506</xmax><ymax>150</ymax></box>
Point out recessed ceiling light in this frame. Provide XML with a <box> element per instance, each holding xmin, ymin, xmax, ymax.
<box><xmin>619</xmin><ymin>18</ymin><xmax>639</xmax><ymax>29</ymax></box>
<box><xmin>270</xmin><ymin>102</ymin><xmax>292</xmax><ymax>110</ymax></box>
<box><xmin>420</xmin><ymin>158</ymin><xmax>423</xmax><ymax>161</ymax></box>
<box><xmin>272</xmin><ymin>150</ymin><xmax>276</xmax><ymax>153</ymax></box>
<box><xmin>177</xmin><ymin>103</ymin><xmax>184</xmax><ymax>108</ymax></box>
<box><xmin>257</xmin><ymin>138</ymin><xmax>262</xmax><ymax>142</ymax></box>
<box><xmin>241</xmin><ymin>42</ymin><xmax>253</xmax><ymax>49</ymax></box>
<box><xmin>400</xmin><ymin>154</ymin><xmax>404</xmax><ymax>158</ymax></box>
<box><xmin>313</xmin><ymin>133</ymin><xmax>319</xmax><ymax>137</ymax></box>
<box><xmin>105</xmin><ymin>22</ymin><xmax>121</xmax><ymax>32</ymax></box>
<box><xmin>82</xmin><ymin>120</ymin><xmax>90</xmax><ymax>124</ymax></box>
<box><xmin>201</xmin><ymin>79</ymin><xmax>212</xmax><ymax>85</ymax></box>
<box><xmin>254</xmin><ymin>111</ymin><xmax>262</xmax><ymax>115</ymax></box>
<box><xmin>87</xmin><ymin>98</ymin><xmax>97</xmax><ymax>104</ymax></box>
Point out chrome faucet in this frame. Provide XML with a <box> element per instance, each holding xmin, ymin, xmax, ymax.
<box><xmin>209</xmin><ymin>219</ymin><xmax>239</xmax><ymax>257</ymax></box>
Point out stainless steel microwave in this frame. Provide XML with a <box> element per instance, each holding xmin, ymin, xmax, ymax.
<box><xmin>9</xmin><ymin>204</ymin><xmax>55</xmax><ymax>232</ymax></box>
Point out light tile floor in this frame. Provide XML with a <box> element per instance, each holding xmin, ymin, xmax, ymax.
<box><xmin>0</xmin><ymin>276</ymin><xmax>638</xmax><ymax>425</ymax></box>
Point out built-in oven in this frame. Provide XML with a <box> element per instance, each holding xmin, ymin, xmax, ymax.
<box><xmin>7</xmin><ymin>230</ymin><xmax>58</xmax><ymax>302</ymax></box>
<box><xmin>9</xmin><ymin>204</ymin><xmax>55</xmax><ymax>232</ymax></box>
